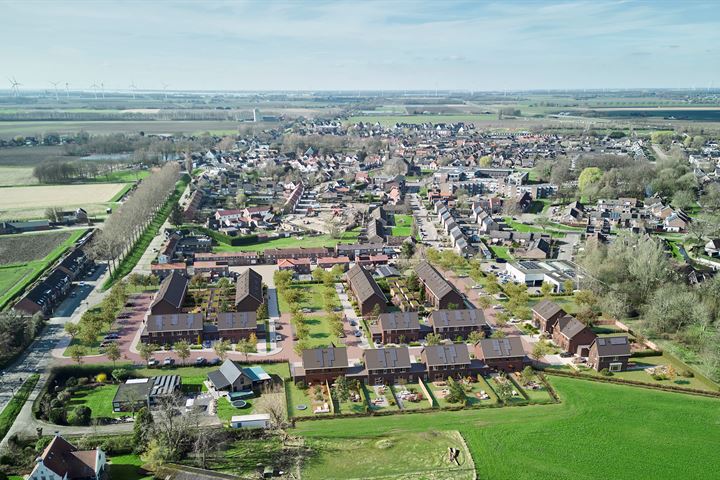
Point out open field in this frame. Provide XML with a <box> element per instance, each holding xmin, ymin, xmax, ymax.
<box><xmin>0</xmin><ymin>230</ymin><xmax>72</xmax><ymax>264</ymax></box>
<box><xmin>0</xmin><ymin>120</ymin><xmax>249</xmax><ymax>139</ymax></box>
<box><xmin>0</xmin><ymin>145</ymin><xmax>69</xmax><ymax>166</ymax></box>
<box><xmin>302</xmin><ymin>430</ymin><xmax>475</xmax><ymax>480</ymax></box>
<box><xmin>0</xmin><ymin>183</ymin><xmax>127</xmax><ymax>220</ymax></box>
<box><xmin>0</xmin><ymin>229</ymin><xmax>87</xmax><ymax>309</ymax></box>
<box><xmin>346</xmin><ymin>113</ymin><xmax>496</xmax><ymax>126</ymax></box>
<box><xmin>0</xmin><ymin>166</ymin><xmax>38</xmax><ymax>186</ymax></box>
<box><xmin>296</xmin><ymin>375</ymin><xmax>720</xmax><ymax>480</ymax></box>
<box><xmin>392</xmin><ymin>213</ymin><xmax>413</xmax><ymax>236</ymax></box>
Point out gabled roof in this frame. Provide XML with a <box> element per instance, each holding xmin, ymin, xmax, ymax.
<box><xmin>37</xmin><ymin>435</ymin><xmax>97</xmax><ymax>479</ymax></box>
<box><xmin>346</xmin><ymin>264</ymin><xmax>387</xmax><ymax>303</ymax></box>
<box><xmin>476</xmin><ymin>336</ymin><xmax>525</xmax><ymax>359</ymax></box>
<box><xmin>363</xmin><ymin>347</ymin><xmax>411</xmax><ymax>370</ymax></box>
<box><xmin>378</xmin><ymin>311</ymin><xmax>420</xmax><ymax>331</ymax></box>
<box><xmin>302</xmin><ymin>347</ymin><xmax>349</xmax><ymax>370</ymax></box>
<box><xmin>592</xmin><ymin>335</ymin><xmax>631</xmax><ymax>357</ymax></box>
<box><xmin>532</xmin><ymin>300</ymin><xmax>566</xmax><ymax>321</ymax></box>
<box><xmin>415</xmin><ymin>260</ymin><xmax>458</xmax><ymax>300</ymax></box>
<box><xmin>554</xmin><ymin>315</ymin><xmax>590</xmax><ymax>340</ymax></box>
<box><xmin>145</xmin><ymin>313</ymin><xmax>203</xmax><ymax>333</ymax></box>
<box><xmin>235</xmin><ymin>268</ymin><xmax>263</xmax><ymax>307</ymax></box>
<box><xmin>429</xmin><ymin>309</ymin><xmax>486</xmax><ymax>328</ymax></box>
<box><xmin>421</xmin><ymin>344</ymin><xmax>470</xmax><ymax>367</ymax></box>
<box><xmin>151</xmin><ymin>272</ymin><xmax>188</xmax><ymax>312</ymax></box>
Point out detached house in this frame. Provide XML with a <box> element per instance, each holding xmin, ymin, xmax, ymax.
<box><xmin>29</xmin><ymin>434</ymin><xmax>106</xmax><ymax>480</ymax></box>
<box><xmin>588</xmin><ymin>335</ymin><xmax>631</xmax><ymax>372</ymax></box>
<box><xmin>551</xmin><ymin>315</ymin><xmax>596</xmax><ymax>355</ymax></box>
<box><xmin>532</xmin><ymin>300</ymin><xmax>566</xmax><ymax>334</ymax></box>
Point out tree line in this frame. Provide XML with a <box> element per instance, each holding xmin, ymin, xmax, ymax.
<box><xmin>90</xmin><ymin>162</ymin><xmax>180</xmax><ymax>277</ymax></box>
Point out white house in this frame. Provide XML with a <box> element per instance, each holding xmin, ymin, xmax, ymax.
<box><xmin>29</xmin><ymin>434</ymin><xmax>106</xmax><ymax>480</ymax></box>
<box><xmin>230</xmin><ymin>413</ymin><xmax>271</xmax><ymax>429</ymax></box>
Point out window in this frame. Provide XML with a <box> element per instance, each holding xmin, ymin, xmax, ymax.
<box><xmin>609</xmin><ymin>362</ymin><xmax>622</xmax><ymax>372</ymax></box>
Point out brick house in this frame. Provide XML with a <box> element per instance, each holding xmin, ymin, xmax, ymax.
<box><xmin>203</xmin><ymin>311</ymin><xmax>258</xmax><ymax>343</ymax></box>
<box><xmin>429</xmin><ymin>309</ymin><xmax>490</xmax><ymax>340</ymax></box>
<box><xmin>532</xmin><ymin>300</ymin><xmax>566</xmax><ymax>334</ymax></box>
<box><xmin>415</xmin><ymin>261</ymin><xmax>464</xmax><ymax>310</ymax></box>
<box><xmin>421</xmin><ymin>344</ymin><xmax>473</xmax><ymax>381</ymax></box>
<box><xmin>235</xmin><ymin>268</ymin><xmax>264</xmax><ymax>312</ymax></box>
<box><xmin>551</xmin><ymin>315</ymin><xmax>597</xmax><ymax>355</ymax></box>
<box><xmin>141</xmin><ymin>313</ymin><xmax>204</xmax><ymax>345</ymax></box>
<box><xmin>376</xmin><ymin>311</ymin><xmax>421</xmax><ymax>344</ymax></box>
<box><xmin>149</xmin><ymin>272</ymin><xmax>188</xmax><ymax>315</ymax></box>
<box><xmin>363</xmin><ymin>347</ymin><xmax>422</xmax><ymax>385</ymax></box>
<box><xmin>474</xmin><ymin>337</ymin><xmax>528</xmax><ymax>372</ymax></box>
<box><xmin>294</xmin><ymin>347</ymin><xmax>349</xmax><ymax>384</ymax></box>
<box><xmin>588</xmin><ymin>335</ymin><xmax>631</xmax><ymax>372</ymax></box>
<box><xmin>346</xmin><ymin>264</ymin><xmax>387</xmax><ymax>317</ymax></box>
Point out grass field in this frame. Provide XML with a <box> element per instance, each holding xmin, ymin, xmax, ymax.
<box><xmin>295</xmin><ymin>375</ymin><xmax>720</xmax><ymax>480</ymax></box>
<box><xmin>66</xmin><ymin>384</ymin><xmax>123</xmax><ymax>419</ymax></box>
<box><xmin>302</xmin><ymin>430</ymin><xmax>475</xmax><ymax>480</ymax></box>
<box><xmin>214</xmin><ymin>230</ymin><xmax>361</xmax><ymax>253</ymax></box>
<box><xmin>0</xmin><ymin>145</ymin><xmax>69</xmax><ymax>166</ymax></box>
<box><xmin>0</xmin><ymin>183</ymin><xmax>127</xmax><ymax>220</ymax></box>
<box><xmin>0</xmin><ymin>229</ymin><xmax>87</xmax><ymax>310</ymax></box>
<box><xmin>346</xmin><ymin>113</ymin><xmax>496</xmax><ymax>126</ymax></box>
<box><xmin>0</xmin><ymin>120</ymin><xmax>248</xmax><ymax>139</ymax></box>
<box><xmin>392</xmin><ymin>214</ymin><xmax>413</xmax><ymax>237</ymax></box>
<box><xmin>489</xmin><ymin>245</ymin><xmax>513</xmax><ymax>261</ymax></box>
<box><xmin>0</xmin><ymin>166</ymin><xmax>38</xmax><ymax>186</ymax></box>
<box><xmin>106</xmin><ymin>454</ymin><xmax>152</xmax><ymax>480</ymax></box>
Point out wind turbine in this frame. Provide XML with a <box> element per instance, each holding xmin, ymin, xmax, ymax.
<box><xmin>65</xmin><ymin>82</ymin><xmax>70</xmax><ymax>98</ymax></box>
<box><xmin>8</xmin><ymin>77</ymin><xmax>21</xmax><ymax>97</ymax></box>
<box><xmin>161</xmin><ymin>82</ymin><xmax>169</xmax><ymax>101</ymax></box>
<box><xmin>100</xmin><ymin>82</ymin><xmax>105</xmax><ymax>99</ymax></box>
<box><xmin>129</xmin><ymin>81</ymin><xmax>137</xmax><ymax>99</ymax></box>
<box><xmin>50</xmin><ymin>81</ymin><xmax>60</xmax><ymax>101</ymax></box>
<box><xmin>90</xmin><ymin>82</ymin><xmax>99</xmax><ymax>99</ymax></box>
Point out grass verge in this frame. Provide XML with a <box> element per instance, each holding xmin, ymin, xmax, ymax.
<box><xmin>0</xmin><ymin>374</ymin><xmax>39</xmax><ymax>441</ymax></box>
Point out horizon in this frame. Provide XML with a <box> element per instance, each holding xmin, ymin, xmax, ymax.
<box><xmin>2</xmin><ymin>0</ymin><xmax>719</xmax><ymax>92</ymax></box>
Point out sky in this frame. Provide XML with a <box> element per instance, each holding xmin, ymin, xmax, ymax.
<box><xmin>2</xmin><ymin>0</ymin><xmax>719</xmax><ymax>92</ymax></box>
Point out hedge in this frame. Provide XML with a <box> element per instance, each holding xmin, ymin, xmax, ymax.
<box><xmin>0</xmin><ymin>374</ymin><xmax>39</xmax><ymax>442</ymax></box>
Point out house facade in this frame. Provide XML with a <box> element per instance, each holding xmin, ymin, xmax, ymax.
<box><xmin>474</xmin><ymin>337</ymin><xmax>528</xmax><ymax>372</ymax></box>
<box><xmin>588</xmin><ymin>335</ymin><xmax>631</xmax><ymax>372</ymax></box>
<box><xmin>415</xmin><ymin>261</ymin><xmax>464</xmax><ymax>310</ymax></box>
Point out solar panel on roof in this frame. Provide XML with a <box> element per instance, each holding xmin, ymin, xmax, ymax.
<box><xmin>609</xmin><ymin>337</ymin><xmax>627</xmax><ymax>345</ymax></box>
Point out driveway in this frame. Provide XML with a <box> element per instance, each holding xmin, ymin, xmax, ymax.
<box><xmin>335</xmin><ymin>283</ymin><xmax>370</xmax><ymax>354</ymax></box>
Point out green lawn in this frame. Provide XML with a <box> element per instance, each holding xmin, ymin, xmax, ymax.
<box><xmin>503</xmin><ymin>217</ymin><xmax>570</xmax><ymax>238</ymax></box>
<box><xmin>215</xmin><ymin>395</ymin><xmax>254</xmax><ymax>421</ymax></box>
<box><xmin>214</xmin><ymin>229</ymin><xmax>360</xmax><ymax>253</ymax></box>
<box><xmin>304</xmin><ymin>316</ymin><xmax>340</xmax><ymax>348</ymax></box>
<box><xmin>302</xmin><ymin>430</ymin><xmax>475</xmax><ymax>480</ymax></box>
<box><xmin>134</xmin><ymin>363</ymin><xmax>290</xmax><ymax>392</ymax></box>
<box><xmin>0</xmin><ymin>374</ymin><xmax>39</xmax><ymax>441</ymax></box>
<box><xmin>295</xmin><ymin>376</ymin><xmax>720</xmax><ymax>480</ymax></box>
<box><xmin>107</xmin><ymin>454</ymin><xmax>152</xmax><ymax>480</ymax></box>
<box><xmin>277</xmin><ymin>283</ymin><xmax>331</xmax><ymax>314</ymax></box>
<box><xmin>66</xmin><ymin>384</ymin><xmax>124</xmax><ymax>419</ymax></box>
<box><xmin>392</xmin><ymin>214</ymin><xmax>413</xmax><ymax>237</ymax></box>
<box><xmin>489</xmin><ymin>245</ymin><xmax>513</xmax><ymax>261</ymax></box>
<box><xmin>0</xmin><ymin>228</ymin><xmax>87</xmax><ymax>310</ymax></box>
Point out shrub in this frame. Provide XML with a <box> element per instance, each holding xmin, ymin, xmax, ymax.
<box><xmin>652</xmin><ymin>373</ymin><xmax>669</xmax><ymax>381</ymax></box>
<box><xmin>78</xmin><ymin>377</ymin><xmax>89</xmax><ymax>386</ymax></box>
<box><xmin>112</xmin><ymin>368</ymin><xmax>129</xmax><ymax>383</ymax></box>
<box><xmin>65</xmin><ymin>377</ymin><xmax>78</xmax><ymax>387</ymax></box>
<box><xmin>36</xmin><ymin>436</ymin><xmax>53</xmax><ymax>452</ymax></box>
<box><xmin>296</xmin><ymin>381</ymin><xmax>307</xmax><ymax>390</ymax></box>
<box><xmin>599</xmin><ymin>368</ymin><xmax>613</xmax><ymax>377</ymax></box>
<box><xmin>70</xmin><ymin>406</ymin><xmax>92</xmax><ymax>426</ymax></box>
<box><xmin>681</xmin><ymin>369</ymin><xmax>695</xmax><ymax>378</ymax></box>
<box><xmin>96</xmin><ymin>373</ymin><xmax>108</xmax><ymax>383</ymax></box>
<box><xmin>48</xmin><ymin>407</ymin><xmax>66</xmax><ymax>425</ymax></box>
<box><xmin>50</xmin><ymin>398</ymin><xmax>64</xmax><ymax>409</ymax></box>
<box><xmin>57</xmin><ymin>391</ymin><xmax>71</xmax><ymax>403</ymax></box>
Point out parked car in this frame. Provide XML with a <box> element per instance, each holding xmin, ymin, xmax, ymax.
<box><xmin>147</xmin><ymin>358</ymin><xmax>159</xmax><ymax>367</ymax></box>
<box><xmin>302</xmin><ymin>308</ymin><xmax>312</xmax><ymax>313</ymax></box>
<box><xmin>275</xmin><ymin>324</ymin><xmax>283</xmax><ymax>330</ymax></box>
<box><xmin>195</xmin><ymin>357</ymin><xmax>207</xmax><ymax>366</ymax></box>
<box><xmin>163</xmin><ymin>357</ymin><xmax>175</xmax><ymax>367</ymax></box>
<box><xmin>209</xmin><ymin>357</ymin><xmax>221</xmax><ymax>366</ymax></box>
<box><xmin>105</xmin><ymin>333</ymin><xmax>120</xmax><ymax>340</ymax></box>
<box><xmin>354</xmin><ymin>330</ymin><xmax>362</xmax><ymax>337</ymax></box>
<box><xmin>560</xmin><ymin>351</ymin><xmax>573</xmax><ymax>358</ymax></box>
<box><xmin>349</xmin><ymin>320</ymin><xmax>357</xmax><ymax>326</ymax></box>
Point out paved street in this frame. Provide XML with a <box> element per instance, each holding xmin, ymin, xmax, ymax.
<box><xmin>410</xmin><ymin>193</ymin><xmax>441</xmax><ymax>247</ymax></box>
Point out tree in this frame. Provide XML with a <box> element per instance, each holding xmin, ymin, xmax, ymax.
<box><xmin>235</xmin><ymin>192</ymin><xmax>247</xmax><ymax>208</ymax></box>
<box><xmin>520</xmin><ymin>366</ymin><xmax>534</xmax><ymax>385</ymax></box>
<box><xmin>255</xmin><ymin>384</ymin><xmax>288</xmax><ymax>433</ymax></box>
<box><xmin>112</xmin><ymin>368</ymin><xmax>129</xmax><ymax>383</ymax></box>
<box><xmin>495</xmin><ymin>312</ymin><xmax>510</xmax><ymax>327</ymax></box>
<box><xmin>64</xmin><ymin>322</ymin><xmax>80</xmax><ymax>340</ymax></box>
<box><xmin>71</xmin><ymin>405</ymin><xmax>92</xmax><ymax>426</ymax></box>
<box><xmin>445</xmin><ymin>377</ymin><xmax>467</xmax><ymax>405</ymax></box>
<box><xmin>478</xmin><ymin>155</ymin><xmax>492</xmax><ymax>167</ymax></box>
<box><xmin>67</xmin><ymin>345</ymin><xmax>87</xmax><ymax>364</ymax></box>
<box><xmin>312</xmin><ymin>267</ymin><xmax>326</xmax><ymax>283</ymax></box>
<box><xmin>138</xmin><ymin>342</ymin><xmax>157</xmax><ymax>364</ymax></box>
<box><xmin>563</xmin><ymin>279</ymin><xmax>575</xmax><ymax>293</ymax></box>
<box><xmin>330</xmin><ymin>319</ymin><xmax>345</xmax><ymax>339</ymax></box>
<box><xmin>467</xmin><ymin>330</ymin><xmax>484</xmax><ymax>344</ymax></box>
<box><xmin>236</xmin><ymin>338</ymin><xmax>254</xmax><ymax>362</ymax></box>
<box><xmin>174</xmin><ymin>340</ymin><xmax>191</xmax><ymax>366</ymax></box>
<box><xmin>491</xmin><ymin>330</ymin><xmax>507</xmax><ymax>339</ymax></box>
<box><xmin>334</xmin><ymin>375</ymin><xmax>350</xmax><ymax>402</ymax></box>
<box><xmin>531</xmin><ymin>340</ymin><xmax>550</xmax><ymax>361</ymax></box>
<box><xmin>672</xmin><ymin>189</ymin><xmax>696</xmax><ymax>211</ymax></box>
<box><xmin>425</xmin><ymin>333</ymin><xmax>442</xmax><ymax>346</ymax></box>
<box><xmin>540</xmin><ymin>282</ymin><xmax>553</xmax><ymax>298</ymax></box>
<box><xmin>104</xmin><ymin>341</ymin><xmax>121</xmax><ymax>367</ymax></box>
<box><xmin>401</xmin><ymin>241</ymin><xmax>415</xmax><ymax>258</ymax></box>
<box><xmin>578</xmin><ymin>167</ymin><xmax>603</xmax><ymax>200</ymax></box>
<box><xmin>256</xmin><ymin>303</ymin><xmax>269</xmax><ymax>321</ymax></box>
<box><xmin>495</xmin><ymin>374</ymin><xmax>514</xmax><ymax>403</ymax></box>
<box><xmin>214</xmin><ymin>339</ymin><xmax>231</xmax><ymax>361</ymax></box>
<box><xmin>169</xmin><ymin>202</ymin><xmax>183</xmax><ymax>226</ymax></box>
<box><xmin>477</xmin><ymin>295</ymin><xmax>492</xmax><ymax>310</ymax></box>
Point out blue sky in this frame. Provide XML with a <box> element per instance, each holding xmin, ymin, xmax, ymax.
<box><xmin>2</xmin><ymin>0</ymin><xmax>719</xmax><ymax>91</ymax></box>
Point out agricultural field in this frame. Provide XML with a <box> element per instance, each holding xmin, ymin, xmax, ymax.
<box><xmin>0</xmin><ymin>145</ymin><xmax>69</xmax><ymax>166</ymax></box>
<box><xmin>0</xmin><ymin>166</ymin><xmax>38</xmax><ymax>186</ymax></box>
<box><xmin>296</xmin><ymin>376</ymin><xmax>720</xmax><ymax>480</ymax></box>
<box><xmin>0</xmin><ymin>229</ymin><xmax>86</xmax><ymax>309</ymax></box>
<box><xmin>0</xmin><ymin>183</ymin><xmax>127</xmax><ymax>220</ymax></box>
<box><xmin>302</xmin><ymin>430</ymin><xmax>475</xmax><ymax>480</ymax></box>
<box><xmin>0</xmin><ymin>120</ymin><xmax>247</xmax><ymax>139</ymax></box>
<box><xmin>345</xmin><ymin>113</ymin><xmax>496</xmax><ymax>126</ymax></box>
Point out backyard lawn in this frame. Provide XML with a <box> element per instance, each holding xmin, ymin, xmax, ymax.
<box><xmin>106</xmin><ymin>454</ymin><xmax>152</xmax><ymax>480</ymax></box>
<box><xmin>66</xmin><ymin>384</ymin><xmax>125</xmax><ymax>419</ymax></box>
<box><xmin>302</xmin><ymin>430</ymin><xmax>475</xmax><ymax>480</ymax></box>
<box><xmin>213</xmin><ymin>229</ymin><xmax>361</xmax><ymax>253</ymax></box>
<box><xmin>295</xmin><ymin>376</ymin><xmax>720</xmax><ymax>480</ymax></box>
<box><xmin>391</xmin><ymin>214</ymin><xmax>413</xmax><ymax>237</ymax></box>
<box><xmin>489</xmin><ymin>245</ymin><xmax>513</xmax><ymax>261</ymax></box>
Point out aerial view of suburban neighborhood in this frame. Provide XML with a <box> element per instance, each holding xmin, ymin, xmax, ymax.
<box><xmin>0</xmin><ymin>1</ymin><xmax>719</xmax><ymax>479</ymax></box>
